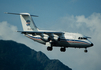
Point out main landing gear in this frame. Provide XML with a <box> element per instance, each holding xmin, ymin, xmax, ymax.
<box><xmin>47</xmin><ymin>46</ymin><xmax>53</xmax><ymax>51</ymax></box>
<box><xmin>47</xmin><ymin>46</ymin><xmax>88</xmax><ymax>53</ymax></box>
<box><xmin>46</xmin><ymin>42</ymin><xmax>66</xmax><ymax>52</ymax></box>
<box><xmin>60</xmin><ymin>47</ymin><xmax>66</xmax><ymax>52</ymax></box>
<box><xmin>47</xmin><ymin>46</ymin><xmax>66</xmax><ymax>52</ymax></box>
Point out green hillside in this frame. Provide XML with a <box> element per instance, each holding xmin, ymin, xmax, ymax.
<box><xmin>0</xmin><ymin>40</ymin><xmax>72</xmax><ymax>70</ymax></box>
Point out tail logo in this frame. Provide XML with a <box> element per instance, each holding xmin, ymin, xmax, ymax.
<box><xmin>26</xmin><ymin>20</ymin><xmax>30</xmax><ymax>26</ymax></box>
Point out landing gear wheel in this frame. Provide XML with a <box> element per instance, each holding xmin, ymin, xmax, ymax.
<box><xmin>60</xmin><ymin>47</ymin><xmax>66</xmax><ymax>52</ymax></box>
<box><xmin>84</xmin><ymin>49</ymin><xmax>88</xmax><ymax>53</ymax></box>
<box><xmin>84</xmin><ymin>48</ymin><xmax>88</xmax><ymax>53</ymax></box>
<box><xmin>47</xmin><ymin>46</ymin><xmax>53</xmax><ymax>51</ymax></box>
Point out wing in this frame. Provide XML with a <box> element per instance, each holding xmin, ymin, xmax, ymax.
<box><xmin>18</xmin><ymin>31</ymin><xmax>65</xmax><ymax>42</ymax></box>
<box><xmin>17</xmin><ymin>31</ymin><xmax>64</xmax><ymax>36</ymax></box>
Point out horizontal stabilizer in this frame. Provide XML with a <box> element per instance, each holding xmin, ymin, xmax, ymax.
<box><xmin>4</xmin><ymin>12</ymin><xmax>38</xmax><ymax>17</ymax></box>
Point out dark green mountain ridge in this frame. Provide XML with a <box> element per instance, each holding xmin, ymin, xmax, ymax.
<box><xmin>0</xmin><ymin>40</ymin><xmax>72</xmax><ymax>70</ymax></box>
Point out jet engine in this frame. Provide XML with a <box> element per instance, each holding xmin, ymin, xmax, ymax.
<box><xmin>41</xmin><ymin>36</ymin><xmax>50</xmax><ymax>42</ymax></box>
<box><xmin>41</xmin><ymin>34</ymin><xmax>50</xmax><ymax>42</ymax></box>
<box><xmin>51</xmin><ymin>36</ymin><xmax>60</xmax><ymax>41</ymax></box>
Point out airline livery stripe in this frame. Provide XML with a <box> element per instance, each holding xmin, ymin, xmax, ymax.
<box><xmin>26</xmin><ymin>35</ymin><xmax>89</xmax><ymax>45</ymax></box>
<box><xmin>67</xmin><ymin>41</ymin><xmax>89</xmax><ymax>45</ymax></box>
<box><xmin>26</xmin><ymin>35</ymin><xmax>42</xmax><ymax>41</ymax></box>
<box><xmin>60</xmin><ymin>39</ymin><xmax>89</xmax><ymax>44</ymax></box>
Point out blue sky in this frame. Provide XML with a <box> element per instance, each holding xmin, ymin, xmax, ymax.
<box><xmin>0</xmin><ymin>0</ymin><xmax>101</xmax><ymax>30</ymax></box>
<box><xmin>0</xmin><ymin>0</ymin><xmax>101</xmax><ymax>70</ymax></box>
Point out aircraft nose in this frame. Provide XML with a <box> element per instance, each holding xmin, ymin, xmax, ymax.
<box><xmin>91</xmin><ymin>43</ymin><xmax>94</xmax><ymax>46</ymax></box>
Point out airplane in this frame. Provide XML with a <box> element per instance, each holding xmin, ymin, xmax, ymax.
<box><xmin>5</xmin><ymin>12</ymin><xmax>93</xmax><ymax>53</ymax></box>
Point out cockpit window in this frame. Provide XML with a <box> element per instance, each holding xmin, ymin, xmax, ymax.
<box><xmin>78</xmin><ymin>37</ymin><xmax>87</xmax><ymax>40</ymax></box>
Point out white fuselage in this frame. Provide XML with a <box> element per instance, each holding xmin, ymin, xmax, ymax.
<box><xmin>25</xmin><ymin>31</ymin><xmax>92</xmax><ymax>48</ymax></box>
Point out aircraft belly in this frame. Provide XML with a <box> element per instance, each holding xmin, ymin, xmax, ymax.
<box><xmin>52</xmin><ymin>41</ymin><xmax>70</xmax><ymax>47</ymax></box>
<box><xmin>59</xmin><ymin>41</ymin><xmax>70</xmax><ymax>46</ymax></box>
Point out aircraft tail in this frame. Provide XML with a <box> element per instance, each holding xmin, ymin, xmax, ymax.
<box><xmin>5</xmin><ymin>12</ymin><xmax>39</xmax><ymax>31</ymax></box>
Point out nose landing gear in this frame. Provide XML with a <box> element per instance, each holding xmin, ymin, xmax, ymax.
<box><xmin>84</xmin><ymin>48</ymin><xmax>88</xmax><ymax>53</ymax></box>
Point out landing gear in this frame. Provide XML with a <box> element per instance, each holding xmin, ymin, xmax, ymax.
<box><xmin>47</xmin><ymin>46</ymin><xmax>53</xmax><ymax>51</ymax></box>
<box><xmin>60</xmin><ymin>47</ymin><xmax>66</xmax><ymax>52</ymax></box>
<box><xmin>84</xmin><ymin>48</ymin><xmax>88</xmax><ymax>53</ymax></box>
<box><xmin>46</xmin><ymin>42</ymin><xmax>53</xmax><ymax>51</ymax></box>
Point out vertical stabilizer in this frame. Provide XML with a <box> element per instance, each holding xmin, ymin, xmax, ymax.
<box><xmin>5</xmin><ymin>12</ymin><xmax>39</xmax><ymax>31</ymax></box>
<box><xmin>20</xmin><ymin>13</ymin><xmax>39</xmax><ymax>31</ymax></box>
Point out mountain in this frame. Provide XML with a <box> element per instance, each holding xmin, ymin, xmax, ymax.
<box><xmin>0</xmin><ymin>40</ymin><xmax>72</xmax><ymax>70</ymax></box>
